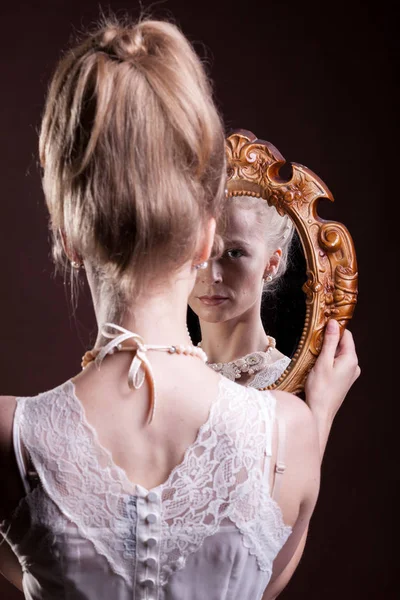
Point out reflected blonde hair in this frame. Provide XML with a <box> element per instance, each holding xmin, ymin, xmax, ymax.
<box><xmin>39</xmin><ymin>16</ymin><xmax>226</xmax><ymax>320</ymax></box>
<box><xmin>230</xmin><ymin>196</ymin><xmax>295</xmax><ymax>293</ymax></box>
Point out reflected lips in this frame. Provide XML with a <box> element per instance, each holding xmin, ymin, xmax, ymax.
<box><xmin>198</xmin><ymin>295</ymin><xmax>228</xmax><ymax>306</ymax></box>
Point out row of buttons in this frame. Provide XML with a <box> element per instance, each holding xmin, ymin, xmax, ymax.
<box><xmin>139</xmin><ymin>490</ymin><xmax>160</xmax><ymax>594</ymax></box>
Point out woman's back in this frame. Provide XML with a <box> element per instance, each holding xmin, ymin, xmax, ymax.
<box><xmin>0</xmin><ymin>15</ymin><xmax>321</xmax><ymax>599</ymax></box>
<box><xmin>0</xmin><ymin>350</ymin><xmax>319</xmax><ymax>600</ymax></box>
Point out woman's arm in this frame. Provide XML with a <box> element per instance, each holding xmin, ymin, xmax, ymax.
<box><xmin>305</xmin><ymin>319</ymin><xmax>360</xmax><ymax>459</ymax></box>
<box><xmin>0</xmin><ymin>540</ymin><xmax>24</xmax><ymax>592</ymax></box>
<box><xmin>263</xmin><ymin>321</ymin><xmax>360</xmax><ymax>599</ymax></box>
<box><xmin>262</xmin><ymin>529</ymin><xmax>307</xmax><ymax>600</ymax></box>
<box><xmin>262</xmin><ymin>393</ymin><xmax>320</xmax><ymax>600</ymax></box>
<box><xmin>0</xmin><ymin>396</ymin><xmax>24</xmax><ymax>591</ymax></box>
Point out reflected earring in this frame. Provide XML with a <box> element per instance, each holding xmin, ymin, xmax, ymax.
<box><xmin>195</xmin><ymin>261</ymin><xmax>208</xmax><ymax>270</ymax></box>
<box><xmin>71</xmin><ymin>261</ymin><xmax>83</xmax><ymax>270</ymax></box>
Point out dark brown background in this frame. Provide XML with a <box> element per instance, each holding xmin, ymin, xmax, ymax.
<box><xmin>0</xmin><ymin>1</ymin><xmax>397</xmax><ymax>598</ymax></box>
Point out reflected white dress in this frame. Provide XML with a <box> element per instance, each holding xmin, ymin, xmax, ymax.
<box><xmin>0</xmin><ymin>377</ymin><xmax>292</xmax><ymax>600</ymax></box>
<box><xmin>205</xmin><ymin>337</ymin><xmax>291</xmax><ymax>389</ymax></box>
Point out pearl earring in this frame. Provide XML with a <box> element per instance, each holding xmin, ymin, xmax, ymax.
<box><xmin>71</xmin><ymin>261</ymin><xmax>82</xmax><ymax>270</ymax></box>
<box><xmin>195</xmin><ymin>261</ymin><xmax>208</xmax><ymax>270</ymax></box>
<box><xmin>266</xmin><ymin>275</ymin><xmax>273</xmax><ymax>282</ymax></box>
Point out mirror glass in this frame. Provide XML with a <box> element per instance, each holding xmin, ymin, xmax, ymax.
<box><xmin>187</xmin><ymin>195</ymin><xmax>307</xmax><ymax>389</ymax></box>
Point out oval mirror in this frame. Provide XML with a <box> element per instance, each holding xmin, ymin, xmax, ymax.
<box><xmin>188</xmin><ymin>130</ymin><xmax>358</xmax><ymax>394</ymax></box>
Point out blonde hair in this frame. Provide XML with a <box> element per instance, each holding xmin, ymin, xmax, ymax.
<box><xmin>231</xmin><ymin>196</ymin><xmax>295</xmax><ymax>293</ymax></box>
<box><xmin>39</xmin><ymin>16</ymin><xmax>226</xmax><ymax>320</ymax></box>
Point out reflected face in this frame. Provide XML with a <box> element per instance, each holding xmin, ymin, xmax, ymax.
<box><xmin>189</xmin><ymin>204</ymin><xmax>271</xmax><ymax>323</ymax></box>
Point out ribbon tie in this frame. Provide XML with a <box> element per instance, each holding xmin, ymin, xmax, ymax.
<box><xmin>82</xmin><ymin>322</ymin><xmax>207</xmax><ymax>424</ymax></box>
<box><xmin>95</xmin><ymin>323</ymin><xmax>162</xmax><ymax>424</ymax></box>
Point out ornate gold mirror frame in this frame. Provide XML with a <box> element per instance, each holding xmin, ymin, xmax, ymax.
<box><xmin>226</xmin><ymin>130</ymin><xmax>358</xmax><ymax>394</ymax></box>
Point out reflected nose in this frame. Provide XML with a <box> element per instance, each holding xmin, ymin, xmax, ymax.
<box><xmin>201</xmin><ymin>260</ymin><xmax>222</xmax><ymax>284</ymax></box>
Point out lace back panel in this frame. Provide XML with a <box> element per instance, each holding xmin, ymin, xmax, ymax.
<box><xmin>14</xmin><ymin>378</ymin><xmax>291</xmax><ymax>589</ymax></box>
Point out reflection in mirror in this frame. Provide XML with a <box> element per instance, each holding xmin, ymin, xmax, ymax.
<box><xmin>188</xmin><ymin>195</ymin><xmax>306</xmax><ymax>389</ymax></box>
<box><xmin>261</xmin><ymin>228</ymin><xmax>306</xmax><ymax>359</ymax></box>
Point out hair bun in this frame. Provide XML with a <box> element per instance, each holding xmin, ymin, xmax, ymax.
<box><xmin>96</xmin><ymin>26</ymin><xmax>147</xmax><ymax>60</ymax></box>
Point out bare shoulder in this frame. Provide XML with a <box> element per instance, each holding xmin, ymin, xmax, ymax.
<box><xmin>273</xmin><ymin>390</ymin><xmax>313</xmax><ymax>424</ymax></box>
<box><xmin>272</xmin><ymin>390</ymin><xmax>320</xmax><ymax>515</ymax></box>
<box><xmin>272</xmin><ymin>390</ymin><xmax>318</xmax><ymax>448</ymax></box>
<box><xmin>0</xmin><ymin>396</ymin><xmax>17</xmax><ymax>454</ymax></box>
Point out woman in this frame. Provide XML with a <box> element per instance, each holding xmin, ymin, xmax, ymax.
<box><xmin>189</xmin><ymin>193</ymin><xmax>295</xmax><ymax>387</ymax></box>
<box><xmin>0</xmin><ymin>16</ymin><xmax>359</xmax><ymax>600</ymax></box>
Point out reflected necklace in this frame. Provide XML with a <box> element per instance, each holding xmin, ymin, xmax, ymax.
<box><xmin>198</xmin><ymin>336</ymin><xmax>276</xmax><ymax>381</ymax></box>
<box><xmin>82</xmin><ymin>323</ymin><xmax>207</xmax><ymax>424</ymax></box>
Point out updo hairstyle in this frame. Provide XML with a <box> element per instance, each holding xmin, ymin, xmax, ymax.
<box><xmin>39</xmin><ymin>16</ymin><xmax>226</xmax><ymax>318</ymax></box>
<box><xmin>230</xmin><ymin>196</ymin><xmax>295</xmax><ymax>294</ymax></box>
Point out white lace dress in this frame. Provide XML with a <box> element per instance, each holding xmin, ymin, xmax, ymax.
<box><xmin>0</xmin><ymin>377</ymin><xmax>291</xmax><ymax>600</ymax></box>
<box><xmin>248</xmin><ymin>355</ymin><xmax>291</xmax><ymax>388</ymax></box>
<box><xmin>207</xmin><ymin>350</ymin><xmax>291</xmax><ymax>389</ymax></box>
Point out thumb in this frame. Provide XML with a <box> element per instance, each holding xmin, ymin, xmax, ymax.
<box><xmin>318</xmin><ymin>319</ymin><xmax>341</xmax><ymax>364</ymax></box>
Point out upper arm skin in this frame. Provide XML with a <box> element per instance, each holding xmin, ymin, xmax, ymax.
<box><xmin>0</xmin><ymin>395</ymin><xmax>24</xmax><ymax>591</ymax></box>
<box><xmin>0</xmin><ymin>395</ymin><xmax>18</xmax><ymax>516</ymax></box>
<box><xmin>263</xmin><ymin>529</ymin><xmax>308</xmax><ymax>600</ymax></box>
<box><xmin>0</xmin><ymin>542</ymin><xmax>24</xmax><ymax>592</ymax></box>
<box><xmin>262</xmin><ymin>391</ymin><xmax>321</xmax><ymax>600</ymax></box>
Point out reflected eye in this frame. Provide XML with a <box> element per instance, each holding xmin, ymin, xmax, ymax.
<box><xmin>225</xmin><ymin>248</ymin><xmax>244</xmax><ymax>259</ymax></box>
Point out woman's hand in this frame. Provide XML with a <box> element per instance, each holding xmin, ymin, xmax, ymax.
<box><xmin>304</xmin><ymin>319</ymin><xmax>360</xmax><ymax>457</ymax></box>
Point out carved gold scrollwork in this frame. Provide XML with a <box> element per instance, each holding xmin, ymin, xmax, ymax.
<box><xmin>226</xmin><ymin>130</ymin><xmax>358</xmax><ymax>394</ymax></box>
